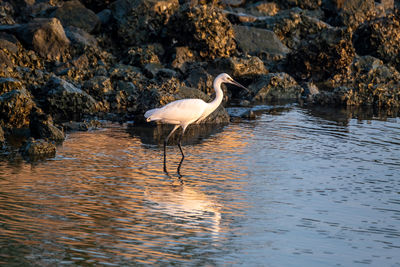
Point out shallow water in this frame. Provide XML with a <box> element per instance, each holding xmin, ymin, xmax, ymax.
<box><xmin>0</xmin><ymin>106</ymin><xmax>399</xmax><ymax>266</ymax></box>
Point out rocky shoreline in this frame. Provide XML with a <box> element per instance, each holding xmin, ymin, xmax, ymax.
<box><xmin>1</xmin><ymin>0</ymin><xmax>400</xmax><ymax>159</ymax></box>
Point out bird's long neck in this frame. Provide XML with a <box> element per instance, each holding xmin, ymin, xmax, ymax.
<box><xmin>209</xmin><ymin>78</ymin><xmax>224</xmax><ymax>110</ymax></box>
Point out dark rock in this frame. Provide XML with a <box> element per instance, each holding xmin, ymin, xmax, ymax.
<box><xmin>111</xmin><ymin>0</ymin><xmax>179</xmax><ymax>46</ymax></box>
<box><xmin>322</xmin><ymin>0</ymin><xmax>376</xmax><ymax>30</ymax></box>
<box><xmin>45</xmin><ymin>76</ymin><xmax>98</xmax><ymax>121</ymax></box>
<box><xmin>0</xmin><ymin>126</ymin><xmax>4</xmax><ymax>146</ymax></box>
<box><xmin>169</xmin><ymin>3</ymin><xmax>236</xmax><ymax>59</ymax></box>
<box><xmin>0</xmin><ymin>78</ymin><xmax>23</xmax><ymax>95</ymax></box>
<box><xmin>248</xmin><ymin>73</ymin><xmax>302</xmax><ymax>102</ymax></box>
<box><xmin>83</xmin><ymin>76</ymin><xmax>113</xmax><ymax>97</ymax></box>
<box><xmin>15</xmin><ymin>18</ymin><xmax>70</xmax><ymax>61</ymax></box>
<box><xmin>126</xmin><ymin>44</ymin><xmax>163</xmax><ymax>67</ymax></box>
<box><xmin>184</xmin><ymin>66</ymin><xmax>214</xmax><ymax>95</ymax></box>
<box><xmin>97</xmin><ymin>9</ymin><xmax>112</xmax><ymax>25</ymax></box>
<box><xmin>233</xmin><ymin>25</ymin><xmax>290</xmax><ymax>56</ymax></box>
<box><xmin>29</xmin><ymin>107</ymin><xmax>65</xmax><ymax>141</ymax></box>
<box><xmin>80</xmin><ymin>0</ymin><xmax>115</xmax><ymax>13</ymax></box>
<box><xmin>286</xmin><ymin>27</ymin><xmax>355</xmax><ymax>81</ymax></box>
<box><xmin>51</xmin><ymin>0</ymin><xmax>101</xmax><ymax>33</ymax></box>
<box><xmin>311</xmin><ymin>56</ymin><xmax>400</xmax><ymax>107</ymax></box>
<box><xmin>0</xmin><ymin>89</ymin><xmax>35</xmax><ymax>129</ymax></box>
<box><xmin>211</xmin><ymin>56</ymin><xmax>268</xmax><ymax>78</ymax></box>
<box><xmin>0</xmin><ymin>1</ymin><xmax>15</xmax><ymax>24</ymax></box>
<box><xmin>65</xmin><ymin>26</ymin><xmax>98</xmax><ymax>48</ymax></box>
<box><xmin>353</xmin><ymin>15</ymin><xmax>400</xmax><ymax>71</ymax></box>
<box><xmin>221</xmin><ymin>0</ymin><xmax>245</xmax><ymax>7</ymax></box>
<box><xmin>171</xmin><ymin>46</ymin><xmax>197</xmax><ymax>72</ymax></box>
<box><xmin>0</xmin><ymin>32</ymin><xmax>20</xmax><ymax>54</ymax></box>
<box><xmin>275</xmin><ymin>0</ymin><xmax>322</xmax><ymax>10</ymax></box>
<box><xmin>247</xmin><ymin>8</ymin><xmax>328</xmax><ymax>50</ymax></box>
<box><xmin>20</xmin><ymin>138</ymin><xmax>56</xmax><ymax>160</ymax></box>
<box><xmin>62</xmin><ymin>120</ymin><xmax>102</xmax><ymax>131</ymax></box>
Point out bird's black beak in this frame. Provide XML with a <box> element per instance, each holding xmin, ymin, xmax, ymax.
<box><xmin>230</xmin><ymin>79</ymin><xmax>251</xmax><ymax>94</ymax></box>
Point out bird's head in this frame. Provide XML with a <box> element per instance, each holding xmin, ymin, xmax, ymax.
<box><xmin>218</xmin><ymin>73</ymin><xmax>249</xmax><ymax>92</ymax></box>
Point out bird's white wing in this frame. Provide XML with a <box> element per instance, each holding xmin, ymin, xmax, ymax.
<box><xmin>145</xmin><ymin>99</ymin><xmax>208</xmax><ymax>125</ymax></box>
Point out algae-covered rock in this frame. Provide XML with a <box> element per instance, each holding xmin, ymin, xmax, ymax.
<box><xmin>169</xmin><ymin>4</ymin><xmax>236</xmax><ymax>59</ymax></box>
<box><xmin>0</xmin><ymin>78</ymin><xmax>23</xmax><ymax>95</ymax></box>
<box><xmin>0</xmin><ymin>125</ymin><xmax>4</xmax><ymax>146</ymax></box>
<box><xmin>29</xmin><ymin>107</ymin><xmax>65</xmax><ymax>141</ymax></box>
<box><xmin>45</xmin><ymin>76</ymin><xmax>98</xmax><ymax>121</ymax></box>
<box><xmin>20</xmin><ymin>138</ymin><xmax>56</xmax><ymax>160</ymax></box>
<box><xmin>0</xmin><ymin>89</ymin><xmax>35</xmax><ymax>129</ymax></box>
<box><xmin>111</xmin><ymin>0</ymin><xmax>179</xmax><ymax>46</ymax></box>
<box><xmin>286</xmin><ymin>27</ymin><xmax>355</xmax><ymax>81</ymax></box>
<box><xmin>248</xmin><ymin>72</ymin><xmax>302</xmax><ymax>102</ymax></box>
<box><xmin>353</xmin><ymin>15</ymin><xmax>400</xmax><ymax>71</ymax></box>
<box><xmin>211</xmin><ymin>56</ymin><xmax>268</xmax><ymax>78</ymax></box>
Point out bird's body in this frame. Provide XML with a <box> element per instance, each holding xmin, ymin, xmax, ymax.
<box><xmin>144</xmin><ymin>73</ymin><xmax>247</xmax><ymax>172</ymax></box>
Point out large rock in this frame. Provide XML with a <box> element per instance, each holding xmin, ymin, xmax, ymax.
<box><xmin>20</xmin><ymin>138</ymin><xmax>56</xmax><ymax>160</ymax></box>
<box><xmin>51</xmin><ymin>0</ymin><xmax>101</xmax><ymax>33</ymax></box>
<box><xmin>0</xmin><ymin>89</ymin><xmax>35</xmax><ymax>129</ymax></box>
<box><xmin>111</xmin><ymin>0</ymin><xmax>179</xmax><ymax>46</ymax></box>
<box><xmin>0</xmin><ymin>1</ymin><xmax>15</xmax><ymax>24</ymax></box>
<box><xmin>286</xmin><ymin>27</ymin><xmax>355</xmax><ymax>82</ymax></box>
<box><xmin>15</xmin><ymin>18</ymin><xmax>70</xmax><ymax>61</ymax></box>
<box><xmin>0</xmin><ymin>125</ymin><xmax>4</xmax><ymax>146</ymax></box>
<box><xmin>30</xmin><ymin>108</ymin><xmax>65</xmax><ymax>141</ymax></box>
<box><xmin>353</xmin><ymin>15</ymin><xmax>400</xmax><ymax>71</ymax></box>
<box><xmin>233</xmin><ymin>25</ymin><xmax>290</xmax><ymax>56</ymax></box>
<box><xmin>248</xmin><ymin>73</ymin><xmax>302</xmax><ymax>102</ymax></box>
<box><xmin>311</xmin><ymin>56</ymin><xmax>400</xmax><ymax>107</ymax></box>
<box><xmin>169</xmin><ymin>4</ymin><xmax>236</xmax><ymax>59</ymax></box>
<box><xmin>45</xmin><ymin>76</ymin><xmax>98</xmax><ymax>121</ymax></box>
<box><xmin>322</xmin><ymin>0</ymin><xmax>376</xmax><ymax>30</ymax></box>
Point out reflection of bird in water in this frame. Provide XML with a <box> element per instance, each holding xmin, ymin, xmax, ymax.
<box><xmin>144</xmin><ymin>73</ymin><xmax>247</xmax><ymax>173</ymax></box>
<box><xmin>144</xmin><ymin>181</ymin><xmax>221</xmax><ymax>238</ymax></box>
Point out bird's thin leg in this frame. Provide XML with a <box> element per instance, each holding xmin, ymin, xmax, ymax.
<box><xmin>164</xmin><ymin>125</ymin><xmax>180</xmax><ymax>173</ymax></box>
<box><xmin>177</xmin><ymin>127</ymin><xmax>186</xmax><ymax>159</ymax></box>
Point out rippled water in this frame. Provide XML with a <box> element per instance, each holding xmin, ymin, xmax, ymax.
<box><xmin>0</xmin><ymin>106</ymin><xmax>399</xmax><ymax>266</ymax></box>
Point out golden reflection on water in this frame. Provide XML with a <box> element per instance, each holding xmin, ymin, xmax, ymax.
<box><xmin>0</xmin><ymin>123</ymin><xmax>252</xmax><ymax>265</ymax></box>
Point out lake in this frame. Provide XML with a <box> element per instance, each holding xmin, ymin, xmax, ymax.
<box><xmin>0</xmin><ymin>105</ymin><xmax>399</xmax><ymax>266</ymax></box>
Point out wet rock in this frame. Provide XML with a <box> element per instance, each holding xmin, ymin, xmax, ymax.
<box><xmin>20</xmin><ymin>138</ymin><xmax>56</xmax><ymax>160</ymax></box>
<box><xmin>51</xmin><ymin>0</ymin><xmax>101</xmax><ymax>33</ymax></box>
<box><xmin>248</xmin><ymin>73</ymin><xmax>302</xmax><ymax>102</ymax></box>
<box><xmin>184</xmin><ymin>66</ymin><xmax>214</xmax><ymax>95</ymax></box>
<box><xmin>15</xmin><ymin>18</ymin><xmax>70</xmax><ymax>61</ymax></box>
<box><xmin>286</xmin><ymin>27</ymin><xmax>355</xmax><ymax>82</ymax></box>
<box><xmin>221</xmin><ymin>0</ymin><xmax>245</xmax><ymax>7</ymax></box>
<box><xmin>45</xmin><ymin>76</ymin><xmax>98</xmax><ymax>121</ymax></box>
<box><xmin>322</xmin><ymin>0</ymin><xmax>376</xmax><ymax>30</ymax></box>
<box><xmin>169</xmin><ymin>3</ymin><xmax>236</xmax><ymax>59</ymax></box>
<box><xmin>29</xmin><ymin>107</ymin><xmax>65</xmax><ymax>141</ymax></box>
<box><xmin>0</xmin><ymin>88</ymin><xmax>35</xmax><ymax>129</ymax></box>
<box><xmin>97</xmin><ymin>9</ymin><xmax>112</xmax><ymax>25</ymax></box>
<box><xmin>311</xmin><ymin>56</ymin><xmax>400</xmax><ymax>107</ymax></box>
<box><xmin>233</xmin><ymin>25</ymin><xmax>290</xmax><ymax>56</ymax></box>
<box><xmin>353</xmin><ymin>15</ymin><xmax>400</xmax><ymax>71</ymax></box>
<box><xmin>80</xmin><ymin>0</ymin><xmax>115</xmax><ymax>13</ymax></box>
<box><xmin>0</xmin><ymin>126</ymin><xmax>4</xmax><ymax>146</ymax></box>
<box><xmin>111</xmin><ymin>0</ymin><xmax>179</xmax><ymax>46</ymax></box>
<box><xmin>0</xmin><ymin>78</ymin><xmax>23</xmax><ymax>95</ymax></box>
<box><xmin>62</xmin><ymin>119</ymin><xmax>102</xmax><ymax>131</ymax></box>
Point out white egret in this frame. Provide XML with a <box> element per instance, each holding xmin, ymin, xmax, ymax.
<box><xmin>144</xmin><ymin>73</ymin><xmax>247</xmax><ymax>167</ymax></box>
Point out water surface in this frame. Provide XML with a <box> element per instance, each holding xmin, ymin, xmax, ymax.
<box><xmin>0</xmin><ymin>106</ymin><xmax>399</xmax><ymax>266</ymax></box>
